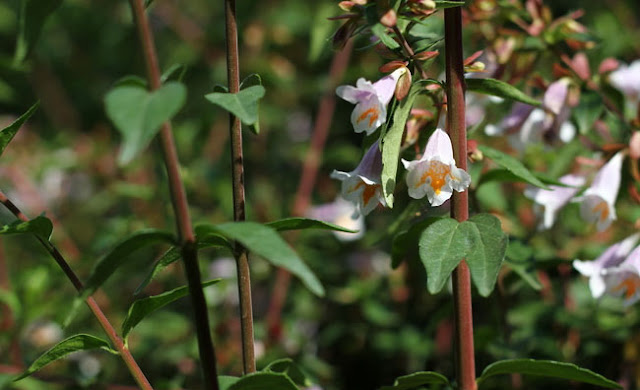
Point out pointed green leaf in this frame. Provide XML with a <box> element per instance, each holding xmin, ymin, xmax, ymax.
<box><xmin>382</xmin><ymin>85</ymin><xmax>421</xmax><ymax>207</ymax></box>
<box><xmin>14</xmin><ymin>0</ymin><xmax>63</xmax><ymax>64</ymax></box>
<box><xmin>205</xmin><ymin>85</ymin><xmax>265</xmax><ymax>132</ymax></box>
<box><xmin>0</xmin><ymin>215</ymin><xmax>52</xmax><ymax>241</ymax></box>
<box><xmin>265</xmin><ymin>217</ymin><xmax>357</xmax><ymax>233</ymax></box>
<box><xmin>465</xmin><ymin>214</ymin><xmax>508</xmax><ymax>297</ymax></box>
<box><xmin>391</xmin><ymin>217</ymin><xmax>439</xmax><ymax>269</ymax></box>
<box><xmin>264</xmin><ymin>358</ymin><xmax>310</xmax><ymax>387</ymax></box>
<box><xmin>219</xmin><ymin>376</ymin><xmax>241</xmax><ymax>390</ymax></box>
<box><xmin>227</xmin><ymin>372</ymin><xmax>298</xmax><ymax>390</ymax></box>
<box><xmin>196</xmin><ymin>222</ymin><xmax>324</xmax><ymax>297</ymax></box>
<box><xmin>104</xmin><ymin>82</ymin><xmax>187</xmax><ymax>165</ymax></box>
<box><xmin>80</xmin><ymin>230</ymin><xmax>176</xmax><ymax>300</ymax></box>
<box><xmin>466</xmin><ymin>78</ymin><xmax>541</xmax><ymax>107</ymax></box>
<box><xmin>380</xmin><ymin>371</ymin><xmax>450</xmax><ymax>390</ymax></box>
<box><xmin>14</xmin><ymin>334</ymin><xmax>114</xmax><ymax>381</ymax></box>
<box><xmin>134</xmin><ymin>235</ymin><xmax>231</xmax><ymax>295</ymax></box>
<box><xmin>371</xmin><ymin>23</ymin><xmax>400</xmax><ymax>50</ymax></box>
<box><xmin>419</xmin><ymin>218</ymin><xmax>476</xmax><ymax>294</ymax></box>
<box><xmin>0</xmin><ymin>102</ymin><xmax>39</xmax><ymax>157</ymax></box>
<box><xmin>505</xmin><ymin>241</ymin><xmax>541</xmax><ymax>290</ymax></box>
<box><xmin>122</xmin><ymin>279</ymin><xmax>221</xmax><ymax>340</ymax></box>
<box><xmin>477</xmin><ymin>359</ymin><xmax>622</xmax><ymax>389</ymax></box>
<box><xmin>479</xmin><ymin>145</ymin><xmax>549</xmax><ymax>189</ymax></box>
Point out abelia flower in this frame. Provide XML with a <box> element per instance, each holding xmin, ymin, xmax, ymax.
<box><xmin>336</xmin><ymin>68</ymin><xmax>407</xmax><ymax>135</ymax></box>
<box><xmin>330</xmin><ymin>141</ymin><xmax>385</xmax><ymax>217</ymax></box>
<box><xmin>601</xmin><ymin>245</ymin><xmax>640</xmax><ymax>306</ymax></box>
<box><xmin>402</xmin><ymin>128</ymin><xmax>471</xmax><ymax>206</ymax></box>
<box><xmin>307</xmin><ymin>197</ymin><xmax>365</xmax><ymax>242</ymax></box>
<box><xmin>524</xmin><ymin>173</ymin><xmax>585</xmax><ymax>230</ymax></box>
<box><xmin>578</xmin><ymin>152</ymin><xmax>624</xmax><ymax>232</ymax></box>
<box><xmin>608</xmin><ymin>59</ymin><xmax>640</xmax><ymax>117</ymax></box>
<box><xmin>573</xmin><ymin>233</ymin><xmax>640</xmax><ymax>300</ymax></box>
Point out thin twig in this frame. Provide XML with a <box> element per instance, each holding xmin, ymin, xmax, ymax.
<box><xmin>444</xmin><ymin>7</ymin><xmax>477</xmax><ymax>390</ymax></box>
<box><xmin>0</xmin><ymin>190</ymin><xmax>153</xmax><ymax>390</ymax></box>
<box><xmin>391</xmin><ymin>25</ymin><xmax>429</xmax><ymax>79</ymax></box>
<box><xmin>224</xmin><ymin>0</ymin><xmax>255</xmax><ymax>374</ymax></box>
<box><xmin>128</xmin><ymin>0</ymin><xmax>219</xmax><ymax>388</ymax></box>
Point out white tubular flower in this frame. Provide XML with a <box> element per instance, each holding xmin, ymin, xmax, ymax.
<box><xmin>573</xmin><ymin>233</ymin><xmax>640</xmax><ymax>299</ymax></box>
<box><xmin>330</xmin><ymin>142</ymin><xmax>385</xmax><ymax>217</ymax></box>
<box><xmin>336</xmin><ymin>68</ymin><xmax>406</xmax><ymax>135</ymax></box>
<box><xmin>524</xmin><ymin>174</ymin><xmax>585</xmax><ymax>230</ymax></box>
<box><xmin>578</xmin><ymin>152</ymin><xmax>624</xmax><ymax>232</ymax></box>
<box><xmin>402</xmin><ymin>128</ymin><xmax>471</xmax><ymax>206</ymax></box>
<box><xmin>609</xmin><ymin>60</ymin><xmax>640</xmax><ymax>116</ymax></box>
<box><xmin>307</xmin><ymin>197</ymin><xmax>365</xmax><ymax>242</ymax></box>
<box><xmin>601</xmin><ymin>244</ymin><xmax>640</xmax><ymax>306</ymax></box>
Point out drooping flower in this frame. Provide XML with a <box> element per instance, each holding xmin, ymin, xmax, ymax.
<box><xmin>307</xmin><ymin>197</ymin><xmax>365</xmax><ymax>242</ymax></box>
<box><xmin>330</xmin><ymin>141</ymin><xmax>385</xmax><ymax>217</ymax></box>
<box><xmin>524</xmin><ymin>174</ymin><xmax>585</xmax><ymax>230</ymax></box>
<box><xmin>573</xmin><ymin>233</ymin><xmax>640</xmax><ymax>299</ymax></box>
<box><xmin>336</xmin><ymin>68</ymin><xmax>406</xmax><ymax>135</ymax></box>
<box><xmin>608</xmin><ymin>59</ymin><xmax>640</xmax><ymax>117</ymax></box>
<box><xmin>578</xmin><ymin>152</ymin><xmax>624</xmax><ymax>231</ymax></box>
<box><xmin>601</xmin><ymin>245</ymin><xmax>640</xmax><ymax>306</ymax></box>
<box><xmin>402</xmin><ymin>128</ymin><xmax>471</xmax><ymax>206</ymax></box>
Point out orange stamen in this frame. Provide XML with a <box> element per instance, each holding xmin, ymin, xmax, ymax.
<box><xmin>592</xmin><ymin>201</ymin><xmax>609</xmax><ymax>223</ymax></box>
<box><xmin>362</xmin><ymin>184</ymin><xmax>379</xmax><ymax>206</ymax></box>
<box><xmin>613</xmin><ymin>276</ymin><xmax>640</xmax><ymax>300</ymax></box>
<box><xmin>416</xmin><ymin>160</ymin><xmax>451</xmax><ymax>195</ymax></box>
<box><xmin>357</xmin><ymin>107</ymin><xmax>379</xmax><ymax>127</ymax></box>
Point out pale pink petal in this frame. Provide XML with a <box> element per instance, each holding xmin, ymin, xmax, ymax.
<box><xmin>587</xmin><ymin>152</ymin><xmax>623</xmax><ymax>206</ymax></box>
<box><xmin>543</xmin><ymin>79</ymin><xmax>569</xmax><ymax>115</ymax></box>
<box><xmin>424</xmin><ymin>129</ymin><xmax>454</xmax><ymax>165</ymax></box>
<box><xmin>579</xmin><ymin>194</ymin><xmax>615</xmax><ymax>232</ymax></box>
<box><xmin>350</xmin><ymin>98</ymin><xmax>386</xmax><ymax>135</ymax></box>
<box><xmin>372</xmin><ymin>68</ymin><xmax>405</xmax><ymax>106</ymax></box>
<box><xmin>449</xmin><ymin>166</ymin><xmax>471</xmax><ymax>192</ymax></box>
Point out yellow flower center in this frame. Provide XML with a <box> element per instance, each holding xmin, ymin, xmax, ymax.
<box><xmin>357</xmin><ymin>107</ymin><xmax>380</xmax><ymax>127</ymax></box>
<box><xmin>416</xmin><ymin>160</ymin><xmax>451</xmax><ymax>195</ymax></box>
<box><xmin>612</xmin><ymin>274</ymin><xmax>640</xmax><ymax>300</ymax></box>
<box><xmin>592</xmin><ymin>201</ymin><xmax>609</xmax><ymax>223</ymax></box>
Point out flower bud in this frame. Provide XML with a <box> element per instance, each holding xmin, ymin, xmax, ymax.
<box><xmin>380</xmin><ymin>9</ymin><xmax>397</xmax><ymax>28</ymax></box>
<box><xmin>413</xmin><ymin>50</ymin><xmax>439</xmax><ymax>61</ymax></box>
<box><xmin>379</xmin><ymin>60</ymin><xmax>408</xmax><ymax>73</ymax></box>
<box><xmin>630</xmin><ymin>132</ymin><xmax>640</xmax><ymax>160</ymax></box>
<box><xmin>395</xmin><ymin>68</ymin><xmax>412</xmax><ymax>101</ymax></box>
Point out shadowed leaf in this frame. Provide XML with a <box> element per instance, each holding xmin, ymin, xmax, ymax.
<box><xmin>0</xmin><ymin>102</ymin><xmax>39</xmax><ymax>157</ymax></box>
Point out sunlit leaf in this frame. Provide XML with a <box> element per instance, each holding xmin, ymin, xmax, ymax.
<box><xmin>479</xmin><ymin>145</ymin><xmax>549</xmax><ymax>189</ymax></box>
<box><xmin>371</xmin><ymin>23</ymin><xmax>400</xmax><ymax>50</ymax></box>
<box><xmin>205</xmin><ymin>85</ymin><xmax>265</xmax><ymax>134</ymax></box>
<box><xmin>466</xmin><ymin>78</ymin><xmax>541</xmax><ymax>107</ymax></box>
<box><xmin>265</xmin><ymin>217</ymin><xmax>357</xmax><ymax>233</ymax></box>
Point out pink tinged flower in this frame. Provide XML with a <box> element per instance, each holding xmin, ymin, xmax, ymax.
<box><xmin>336</xmin><ymin>68</ymin><xmax>406</xmax><ymax>135</ymax></box>
<box><xmin>609</xmin><ymin>60</ymin><xmax>640</xmax><ymax>103</ymax></box>
<box><xmin>524</xmin><ymin>173</ymin><xmax>585</xmax><ymax>230</ymax></box>
<box><xmin>578</xmin><ymin>152</ymin><xmax>624</xmax><ymax>232</ymax></box>
<box><xmin>330</xmin><ymin>142</ymin><xmax>385</xmax><ymax>217</ymax></box>
<box><xmin>307</xmin><ymin>197</ymin><xmax>365</xmax><ymax>242</ymax></box>
<box><xmin>402</xmin><ymin>128</ymin><xmax>471</xmax><ymax>206</ymax></box>
<box><xmin>573</xmin><ymin>233</ymin><xmax>640</xmax><ymax>299</ymax></box>
<box><xmin>601</xmin><ymin>244</ymin><xmax>640</xmax><ymax>306</ymax></box>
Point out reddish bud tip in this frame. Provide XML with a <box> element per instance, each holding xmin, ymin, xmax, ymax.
<box><xmin>598</xmin><ymin>58</ymin><xmax>619</xmax><ymax>74</ymax></box>
<box><xmin>630</xmin><ymin>132</ymin><xmax>640</xmax><ymax>160</ymax></box>
<box><xmin>380</xmin><ymin>9</ymin><xmax>397</xmax><ymax>28</ymax></box>
<box><xmin>413</xmin><ymin>50</ymin><xmax>439</xmax><ymax>61</ymax></box>
<box><xmin>379</xmin><ymin>60</ymin><xmax>409</xmax><ymax>73</ymax></box>
<box><xmin>395</xmin><ymin>69</ymin><xmax>412</xmax><ymax>101</ymax></box>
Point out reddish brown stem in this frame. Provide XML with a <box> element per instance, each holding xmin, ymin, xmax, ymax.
<box><xmin>444</xmin><ymin>7</ymin><xmax>477</xmax><ymax>390</ymax></box>
<box><xmin>0</xmin><ymin>191</ymin><xmax>153</xmax><ymax>390</ymax></box>
<box><xmin>128</xmin><ymin>0</ymin><xmax>219</xmax><ymax>388</ymax></box>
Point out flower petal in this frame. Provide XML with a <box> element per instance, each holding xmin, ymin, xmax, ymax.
<box><xmin>350</xmin><ymin>98</ymin><xmax>386</xmax><ymax>135</ymax></box>
<box><xmin>424</xmin><ymin>128</ymin><xmax>454</xmax><ymax>165</ymax></box>
<box><xmin>587</xmin><ymin>152</ymin><xmax>623</xmax><ymax>206</ymax></box>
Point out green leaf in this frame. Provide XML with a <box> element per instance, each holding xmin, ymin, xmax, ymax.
<box><xmin>134</xmin><ymin>235</ymin><xmax>231</xmax><ymax>295</ymax></box>
<box><xmin>391</xmin><ymin>217</ymin><xmax>439</xmax><ymax>269</ymax></box>
<box><xmin>263</xmin><ymin>358</ymin><xmax>310</xmax><ymax>387</ymax></box>
<box><xmin>104</xmin><ymin>82</ymin><xmax>187</xmax><ymax>165</ymax></box>
<box><xmin>196</xmin><ymin>222</ymin><xmax>324</xmax><ymax>297</ymax></box>
<box><xmin>573</xmin><ymin>91</ymin><xmax>603</xmax><ymax>135</ymax></box>
<box><xmin>227</xmin><ymin>372</ymin><xmax>298</xmax><ymax>390</ymax></box>
<box><xmin>205</xmin><ymin>85</ymin><xmax>265</xmax><ymax>134</ymax></box>
<box><xmin>0</xmin><ymin>102</ymin><xmax>39</xmax><ymax>157</ymax></box>
<box><xmin>0</xmin><ymin>215</ymin><xmax>52</xmax><ymax>241</ymax></box>
<box><xmin>219</xmin><ymin>376</ymin><xmax>240</xmax><ymax>390</ymax></box>
<box><xmin>434</xmin><ymin>0</ymin><xmax>466</xmax><ymax>8</ymax></box>
<box><xmin>161</xmin><ymin>63</ymin><xmax>187</xmax><ymax>83</ymax></box>
<box><xmin>371</xmin><ymin>23</ymin><xmax>400</xmax><ymax>50</ymax></box>
<box><xmin>419</xmin><ymin>218</ymin><xmax>476</xmax><ymax>294</ymax></box>
<box><xmin>381</xmin><ymin>84</ymin><xmax>421</xmax><ymax>207</ymax></box>
<box><xmin>14</xmin><ymin>334</ymin><xmax>114</xmax><ymax>381</ymax></box>
<box><xmin>479</xmin><ymin>145</ymin><xmax>549</xmax><ymax>189</ymax></box>
<box><xmin>14</xmin><ymin>0</ymin><xmax>63</xmax><ymax>64</ymax></box>
<box><xmin>465</xmin><ymin>214</ymin><xmax>508</xmax><ymax>297</ymax></box>
<box><xmin>122</xmin><ymin>279</ymin><xmax>221</xmax><ymax>340</ymax></box>
<box><xmin>380</xmin><ymin>371</ymin><xmax>450</xmax><ymax>390</ymax></box>
<box><xmin>265</xmin><ymin>217</ymin><xmax>357</xmax><ymax>233</ymax></box>
<box><xmin>80</xmin><ymin>230</ymin><xmax>176</xmax><ymax>300</ymax></box>
<box><xmin>505</xmin><ymin>241</ymin><xmax>541</xmax><ymax>290</ymax></box>
<box><xmin>477</xmin><ymin>359</ymin><xmax>622</xmax><ymax>389</ymax></box>
<box><xmin>466</xmin><ymin>78</ymin><xmax>541</xmax><ymax>107</ymax></box>
<box><xmin>308</xmin><ymin>2</ymin><xmax>335</xmax><ymax>63</ymax></box>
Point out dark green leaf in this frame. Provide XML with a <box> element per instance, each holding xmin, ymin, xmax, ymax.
<box><xmin>465</xmin><ymin>214</ymin><xmax>508</xmax><ymax>297</ymax></box>
<box><xmin>479</xmin><ymin>145</ymin><xmax>549</xmax><ymax>189</ymax></box>
<box><xmin>0</xmin><ymin>215</ymin><xmax>52</xmax><ymax>241</ymax></box>
<box><xmin>81</xmin><ymin>230</ymin><xmax>176</xmax><ymax>300</ymax></box>
<box><xmin>264</xmin><ymin>358</ymin><xmax>310</xmax><ymax>387</ymax></box>
<box><xmin>371</xmin><ymin>23</ymin><xmax>400</xmax><ymax>50</ymax></box>
<box><xmin>0</xmin><ymin>102</ymin><xmax>39</xmax><ymax>157</ymax></box>
<box><xmin>219</xmin><ymin>376</ymin><xmax>240</xmax><ymax>390</ymax></box>
<box><xmin>479</xmin><ymin>169</ymin><xmax>569</xmax><ymax>188</ymax></box>
<box><xmin>382</xmin><ymin>84</ymin><xmax>421</xmax><ymax>207</ymax></box>
<box><xmin>196</xmin><ymin>222</ymin><xmax>324</xmax><ymax>297</ymax></box>
<box><xmin>308</xmin><ymin>2</ymin><xmax>335</xmax><ymax>63</ymax></box>
<box><xmin>380</xmin><ymin>371</ymin><xmax>450</xmax><ymax>389</ymax></box>
<box><xmin>205</xmin><ymin>85</ymin><xmax>265</xmax><ymax>133</ymax></box>
<box><xmin>161</xmin><ymin>64</ymin><xmax>187</xmax><ymax>83</ymax></box>
<box><xmin>265</xmin><ymin>217</ymin><xmax>357</xmax><ymax>233</ymax></box>
<box><xmin>466</xmin><ymin>78</ymin><xmax>541</xmax><ymax>107</ymax></box>
<box><xmin>419</xmin><ymin>218</ymin><xmax>476</xmax><ymax>294</ymax></box>
<box><xmin>391</xmin><ymin>217</ymin><xmax>439</xmax><ymax>269</ymax></box>
<box><xmin>14</xmin><ymin>0</ymin><xmax>63</xmax><ymax>64</ymax></box>
<box><xmin>477</xmin><ymin>359</ymin><xmax>622</xmax><ymax>389</ymax></box>
<box><xmin>573</xmin><ymin>92</ymin><xmax>603</xmax><ymax>135</ymax></box>
<box><xmin>505</xmin><ymin>241</ymin><xmax>541</xmax><ymax>290</ymax></box>
<box><xmin>134</xmin><ymin>235</ymin><xmax>230</xmax><ymax>295</ymax></box>
<box><xmin>122</xmin><ymin>279</ymin><xmax>221</xmax><ymax>340</ymax></box>
<box><xmin>104</xmin><ymin>82</ymin><xmax>187</xmax><ymax>165</ymax></box>
<box><xmin>434</xmin><ymin>0</ymin><xmax>466</xmax><ymax>8</ymax></box>
<box><xmin>227</xmin><ymin>372</ymin><xmax>298</xmax><ymax>390</ymax></box>
<box><xmin>14</xmin><ymin>335</ymin><xmax>114</xmax><ymax>381</ymax></box>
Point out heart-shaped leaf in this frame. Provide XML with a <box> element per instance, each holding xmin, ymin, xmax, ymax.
<box><xmin>465</xmin><ymin>213</ymin><xmax>508</xmax><ymax>297</ymax></box>
<box><xmin>205</xmin><ymin>85</ymin><xmax>265</xmax><ymax>134</ymax></box>
<box><xmin>104</xmin><ymin>82</ymin><xmax>187</xmax><ymax>165</ymax></box>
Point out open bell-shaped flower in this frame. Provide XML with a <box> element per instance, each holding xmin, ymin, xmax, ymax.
<box><xmin>601</xmin><ymin>244</ymin><xmax>640</xmax><ymax>306</ymax></box>
<box><xmin>330</xmin><ymin>141</ymin><xmax>385</xmax><ymax>217</ymax></box>
<box><xmin>609</xmin><ymin>59</ymin><xmax>640</xmax><ymax>117</ymax></box>
<box><xmin>336</xmin><ymin>68</ymin><xmax>407</xmax><ymax>135</ymax></box>
<box><xmin>578</xmin><ymin>152</ymin><xmax>624</xmax><ymax>231</ymax></box>
<box><xmin>524</xmin><ymin>173</ymin><xmax>585</xmax><ymax>230</ymax></box>
<box><xmin>307</xmin><ymin>197</ymin><xmax>365</xmax><ymax>242</ymax></box>
<box><xmin>402</xmin><ymin>128</ymin><xmax>471</xmax><ymax>206</ymax></box>
<box><xmin>573</xmin><ymin>233</ymin><xmax>640</xmax><ymax>300</ymax></box>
